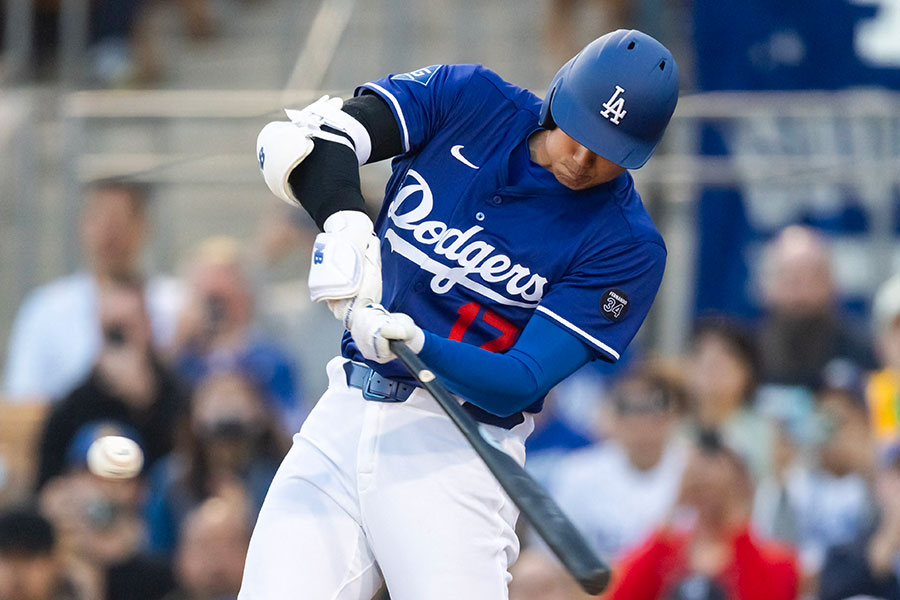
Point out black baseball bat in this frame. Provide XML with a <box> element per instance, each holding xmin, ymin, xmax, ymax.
<box><xmin>389</xmin><ymin>341</ymin><xmax>611</xmax><ymax>595</ymax></box>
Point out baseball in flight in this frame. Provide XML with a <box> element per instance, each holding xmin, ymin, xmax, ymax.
<box><xmin>86</xmin><ymin>435</ymin><xmax>144</xmax><ymax>479</ymax></box>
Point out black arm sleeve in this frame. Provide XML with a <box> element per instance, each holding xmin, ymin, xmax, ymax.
<box><xmin>286</xmin><ymin>93</ymin><xmax>403</xmax><ymax>230</ymax></box>
<box><xmin>287</xmin><ymin>139</ymin><xmax>365</xmax><ymax>230</ymax></box>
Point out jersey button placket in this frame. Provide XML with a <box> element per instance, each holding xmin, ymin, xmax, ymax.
<box><xmin>490</xmin><ymin>195</ymin><xmax>503</xmax><ymax>206</ymax></box>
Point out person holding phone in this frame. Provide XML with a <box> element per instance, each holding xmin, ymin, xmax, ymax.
<box><xmin>4</xmin><ymin>180</ymin><xmax>183</xmax><ymax>404</ymax></box>
<box><xmin>170</xmin><ymin>237</ymin><xmax>302</xmax><ymax>432</ymax></box>
<box><xmin>608</xmin><ymin>431</ymin><xmax>800</xmax><ymax>600</ymax></box>
<box><xmin>35</xmin><ymin>276</ymin><xmax>187</xmax><ymax>490</ymax></box>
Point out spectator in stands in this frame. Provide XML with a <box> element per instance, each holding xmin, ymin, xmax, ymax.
<box><xmin>144</xmin><ymin>370</ymin><xmax>287</xmax><ymax>556</ymax></box>
<box><xmin>520</xmin><ymin>388</ymin><xmax>594</xmax><ymax>489</ymax></box>
<box><xmin>3</xmin><ymin>180</ymin><xmax>181</xmax><ymax>404</ymax></box>
<box><xmin>6</xmin><ymin>0</ymin><xmax>213</xmax><ymax>85</ymax></box>
<box><xmin>171</xmin><ymin>236</ymin><xmax>302</xmax><ymax>432</ymax></box>
<box><xmin>39</xmin><ymin>431</ymin><xmax>174</xmax><ymax>600</ymax></box>
<box><xmin>756</xmin><ymin>226</ymin><xmax>875</xmax><ymax>388</ymax></box>
<box><xmin>35</xmin><ymin>278</ymin><xmax>186</xmax><ymax>490</ymax></box>
<box><xmin>0</xmin><ymin>508</ymin><xmax>81</xmax><ymax>600</ymax></box>
<box><xmin>524</xmin><ymin>349</ymin><xmax>642</xmax><ymax>487</ymax></box>
<box><xmin>608</xmin><ymin>431</ymin><xmax>799</xmax><ymax>600</ymax></box>
<box><xmin>685</xmin><ymin>315</ymin><xmax>774</xmax><ymax>480</ymax></box>
<box><xmin>867</xmin><ymin>272</ymin><xmax>900</xmax><ymax>447</ymax></box>
<box><xmin>87</xmin><ymin>0</ymin><xmax>150</xmax><ymax>86</ymax></box>
<box><xmin>507</xmin><ymin>548</ymin><xmax>581</xmax><ymax>600</ymax></box>
<box><xmin>819</xmin><ymin>442</ymin><xmax>900</xmax><ymax>600</ymax></box>
<box><xmin>547</xmin><ymin>365</ymin><xmax>687</xmax><ymax>560</ymax></box>
<box><xmin>127</xmin><ymin>0</ymin><xmax>217</xmax><ymax>87</ymax></box>
<box><xmin>162</xmin><ymin>496</ymin><xmax>250</xmax><ymax>600</ymax></box>
<box><xmin>753</xmin><ymin>359</ymin><xmax>877</xmax><ymax>593</ymax></box>
<box><xmin>8</xmin><ymin>0</ymin><xmax>141</xmax><ymax>83</ymax></box>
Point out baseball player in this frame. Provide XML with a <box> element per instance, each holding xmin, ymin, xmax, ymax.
<box><xmin>244</xmin><ymin>29</ymin><xmax>679</xmax><ymax>599</ymax></box>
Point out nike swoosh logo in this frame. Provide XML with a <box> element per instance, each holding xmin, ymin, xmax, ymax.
<box><xmin>450</xmin><ymin>145</ymin><xmax>479</xmax><ymax>169</ymax></box>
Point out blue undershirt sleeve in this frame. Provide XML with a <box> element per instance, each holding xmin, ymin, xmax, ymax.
<box><xmin>416</xmin><ymin>312</ymin><xmax>594</xmax><ymax>416</ymax></box>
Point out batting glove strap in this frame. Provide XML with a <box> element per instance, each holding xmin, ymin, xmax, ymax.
<box><xmin>285</xmin><ymin>95</ymin><xmax>372</xmax><ymax>166</ymax></box>
<box><xmin>308</xmin><ymin>232</ymin><xmax>364</xmax><ymax>302</ymax></box>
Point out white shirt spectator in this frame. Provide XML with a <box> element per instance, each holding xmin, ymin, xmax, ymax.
<box><xmin>3</xmin><ymin>273</ymin><xmax>182</xmax><ymax>402</ymax></box>
<box><xmin>547</xmin><ymin>438</ymin><xmax>688</xmax><ymax>561</ymax></box>
<box><xmin>753</xmin><ymin>464</ymin><xmax>874</xmax><ymax>574</ymax></box>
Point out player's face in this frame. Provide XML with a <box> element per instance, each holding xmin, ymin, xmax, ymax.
<box><xmin>535</xmin><ymin>128</ymin><xmax>626</xmax><ymax>190</ymax></box>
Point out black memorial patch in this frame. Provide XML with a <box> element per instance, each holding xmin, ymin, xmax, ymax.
<box><xmin>600</xmin><ymin>289</ymin><xmax>629</xmax><ymax>322</ymax></box>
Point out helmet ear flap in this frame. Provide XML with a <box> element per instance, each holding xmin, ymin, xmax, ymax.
<box><xmin>538</xmin><ymin>83</ymin><xmax>560</xmax><ymax>129</ymax></box>
<box><xmin>542</xmin><ymin>89</ymin><xmax>557</xmax><ymax>129</ymax></box>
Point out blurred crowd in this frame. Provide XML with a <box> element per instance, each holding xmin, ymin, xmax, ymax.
<box><xmin>0</xmin><ymin>0</ymin><xmax>675</xmax><ymax>90</ymax></box>
<box><xmin>0</xmin><ymin>179</ymin><xmax>338</xmax><ymax>600</ymax></box>
<box><xmin>509</xmin><ymin>223</ymin><xmax>900</xmax><ymax>600</ymax></box>
<box><xmin>0</xmin><ymin>0</ymin><xmax>217</xmax><ymax>87</ymax></box>
<box><xmin>2</xmin><ymin>1</ymin><xmax>900</xmax><ymax>599</ymax></box>
<box><xmin>0</xmin><ymin>186</ymin><xmax>899</xmax><ymax>600</ymax></box>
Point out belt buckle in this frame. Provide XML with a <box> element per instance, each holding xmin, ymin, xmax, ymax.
<box><xmin>363</xmin><ymin>369</ymin><xmax>398</xmax><ymax>402</ymax></box>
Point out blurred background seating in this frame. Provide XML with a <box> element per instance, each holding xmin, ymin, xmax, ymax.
<box><xmin>2</xmin><ymin>0</ymin><xmax>900</xmax><ymax>598</ymax></box>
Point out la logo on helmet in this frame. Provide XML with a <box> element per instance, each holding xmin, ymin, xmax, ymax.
<box><xmin>600</xmin><ymin>85</ymin><xmax>627</xmax><ymax>125</ymax></box>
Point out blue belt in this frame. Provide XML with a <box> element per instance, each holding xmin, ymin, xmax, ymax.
<box><xmin>343</xmin><ymin>361</ymin><xmax>525</xmax><ymax>430</ymax></box>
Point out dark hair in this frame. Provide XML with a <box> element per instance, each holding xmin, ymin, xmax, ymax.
<box><xmin>99</xmin><ymin>274</ymin><xmax>150</xmax><ymax>345</ymax></box>
<box><xmin>611</xmin><ymin>362</ymin><xmax>687</xmax><ymax>415</ymax></box>
<box><xmin>85</xmin><ymin>179</ymin><xmax>152</xmax><ymax>216</ymax></box>
<box><xmin>696</xmin><ymin>427</ymin><xmax>725</xmax><ymax>453</ymax></box>
<box><xmin>693</xmin><ymin>429</ymin><xmax>753</xmax><ymax>493</ymax></box>
<box><xmin>178</xmin><ymin>371</ymin><xmax>287</xmax><ymax>500</ymax></box>
<box><xmin>0</xmin><ymin>509</ymin><xmax>56</xmax><ymax>557</ymax></box>
<box><xmin>691</xmin><ymin>314</ymin><xmax>760</xmax><ymax>399</ymax></box>
<box><xmin>105</xmin><ymin>271</ymin><xmax>147</xmax><ymax>293</ymax></box>
<box><xmin>815</xmin><ymin>358</ymin><xmax>868</xmax><ymax>415</ymax></box>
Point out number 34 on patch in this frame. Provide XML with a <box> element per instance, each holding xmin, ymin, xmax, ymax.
<box><xmin>600</xmin><ymin>289</ymin><xmax>629</xmax><ymax>322</ymax></box>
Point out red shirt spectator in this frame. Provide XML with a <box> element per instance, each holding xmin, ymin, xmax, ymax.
<box><xmin>609</xmin><ymin>525</ymin><xmax>798</xmax><ymax>600</ymax></box>
<box><xmin>609</xmin><ymin>431</ymin><xmax>799</xmax><ymax>600</ymax></box>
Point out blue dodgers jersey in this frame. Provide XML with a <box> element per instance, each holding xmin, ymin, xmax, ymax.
<box><xmin>342</xmin><ymin>64</ymin><xmax>666</xmax><ymax>383</ymax></box>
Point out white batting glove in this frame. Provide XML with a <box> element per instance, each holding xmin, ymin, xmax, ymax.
<box><xmin>351</xmin><ymin>304</ymin><xmax>425</xmax><ymax>364</ymax></box>
<box><xmin>325</xmin><ymin>238</ymin><xmax>382</xmax><ymax>330</ymax></box>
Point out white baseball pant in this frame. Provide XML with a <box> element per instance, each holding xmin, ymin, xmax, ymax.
<box><xmin>238</xmin><ymin>356</ymin><xmax>533</xmax><ymax>600</ymax></box>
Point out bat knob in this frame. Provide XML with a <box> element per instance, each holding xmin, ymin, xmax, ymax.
<box><xmin>579</xmin><ymin>567</ymin><xmax>611</xmax><ymax>595</ymax></box>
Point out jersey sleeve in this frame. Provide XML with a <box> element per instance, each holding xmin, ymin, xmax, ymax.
<box><xmin>354</xmin><ymin>64</ymin><xmax>479</xmax><ymax>155</ymax></box>
<box><xmin>416</xmin><ymin>312</ymin><xmax>594</xmax><ymax>416</ymax></box>
<box><xmin>536</xmin><ymin>240</ymin><xmax>666</xmax><ymax>362</ymax></box>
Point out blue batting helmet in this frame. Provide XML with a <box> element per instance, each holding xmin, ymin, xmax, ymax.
<box><xmin>539</xmin><ymin>29</ymin><xmax>679</xmax><ymax>169</ymax></box>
